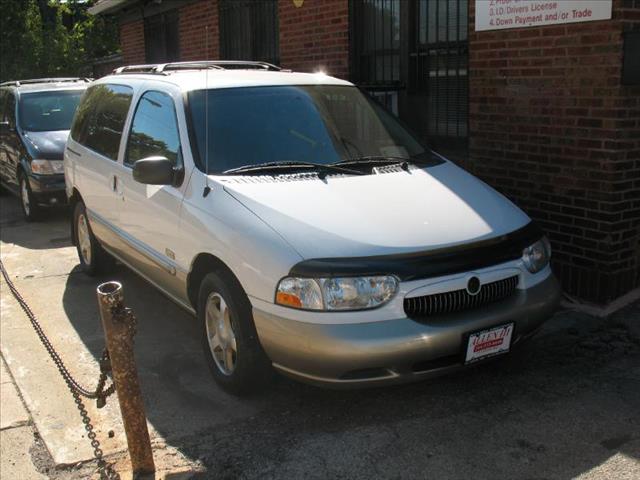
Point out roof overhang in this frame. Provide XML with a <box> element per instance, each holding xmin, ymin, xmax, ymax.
<box><xmin>88</xmin><ymin>0</ymin><xmax>138</xmax><ymax>15</ymax></box>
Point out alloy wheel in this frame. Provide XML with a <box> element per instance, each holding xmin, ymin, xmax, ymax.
<box><xmin>20</xmin><ymin>178</ymin><xmax>30</xmax><ymax>217</ymax></box>
<box><xmin>77</xmin><ymin>213</ymin><xmax>92</xmax><ymax>266</ymax></box>
<box><xmin>205</xmin><ymin>292</ymin><xmax>237</xmax><ymax>375</ymax></box>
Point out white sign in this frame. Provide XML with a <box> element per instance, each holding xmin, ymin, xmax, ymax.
<box><xmin>475</xmin><ymin>0</ymin><xmax>612</xmax><ymax>31</ymax></box>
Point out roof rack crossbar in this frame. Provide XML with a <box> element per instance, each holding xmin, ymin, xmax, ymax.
<box><xmin>112</xmin><ymin>64</ymin><xmax>162</xmax><ymax>75</ymax></box>
<box><xmin>195</xmin><ymin>61</ymin><xmax>282</xmax><ymax>71</ymax></box>
<box><xmin>155</xmin><ymin>61</ymin><xmax>226</xmax><ymax>73</ymax></box>
<box><xmin>111</xmin><ymin>60</ymin><xmax>283</xmax><ymax>76</ymax></box>
<box><xmin>0</xmin><ymin>77</ymin><xmax>90</xmax><ymax>87</ymax></box>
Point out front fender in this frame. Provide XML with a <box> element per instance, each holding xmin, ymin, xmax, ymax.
<box><xmin>179</xmin><ymin>175</ymin><xmax>303</xmax><ymax>303</ymax></box>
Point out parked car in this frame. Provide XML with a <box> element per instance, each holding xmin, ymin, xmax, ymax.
<box><xmin>0</xmin><ymin>78</ymin><xmax>89</xmax><ymax>220</ymax></box>
<box><xmin>65</xmin><ymin>61</ymin><xmax>561</xmax><ymax>394</ymax></box>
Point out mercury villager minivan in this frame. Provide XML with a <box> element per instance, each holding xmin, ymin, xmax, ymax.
<box><xmin>65</xmin><ymin>61</ymin><xmax>561</xmax><ymax>394</ymax></box>
<box><xmin>1</xmin><ymin>78</ymin><xmax>88</xmax><ymax>220</ymax></box>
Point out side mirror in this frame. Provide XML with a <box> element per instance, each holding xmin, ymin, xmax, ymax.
<box><xmin>132</xmin><ymin>156</ymin><xmax>176</xmax><ymax>185</ymax></box>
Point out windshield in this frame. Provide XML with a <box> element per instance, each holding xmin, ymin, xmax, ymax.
<box><xmin>187</xmin><ymin>85</ymin><xmax>429</xmax><ymax>173</ymax></box>
<box><xmin>19</xmin><ymin>90</ymin><xmax>83</xmax><ymax>132</ymax></box>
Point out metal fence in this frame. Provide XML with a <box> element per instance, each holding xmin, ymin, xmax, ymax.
<box><xmin>411</xmin><ymin>0</ymin><xmax>468</xmax><ymax>138</ymax></box>
<box><xmin>351</xmin><ymin>0</ymin><xmax>468</xmax><ymax>143</ymax></box>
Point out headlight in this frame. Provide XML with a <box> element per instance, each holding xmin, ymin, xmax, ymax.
<box><xmin>275</xmin><ymin>277</ymin><xmax>324</xmax><ymax>310</ymax></box>
<box><xmin>276</xmin><ymin>275</ymin><xmax>398</xmax><ymax>311</ymax></box>
<box><xmin>31</xmin><ymin>159</ymin><xmax>64</xmax><ymax>175</ymax></box>
<box><xmin>522</xmin><ymin>237</ymin><xmax>551</xmax><ymax>273</ymax></box>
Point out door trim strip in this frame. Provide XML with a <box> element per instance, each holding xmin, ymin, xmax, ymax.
<box><xmin>87</xmin><ymin>208</ymin><xmax>178</xmax><ymax>276</ymax></box>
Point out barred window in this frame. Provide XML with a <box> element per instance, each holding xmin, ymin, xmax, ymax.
<box><xmin>144</xmin><ymin>11</ymin><xmax>180</xmax><ymax>64</ymax></box>
<box><xmin>218</xmin><ymin>0</ymin><xmax>279</xmax><ymax>65</ymax></box>
<box><xmin>351</xmin><ymin>0</ymin><xmax>468</xmax><ymax>147</ymax></box>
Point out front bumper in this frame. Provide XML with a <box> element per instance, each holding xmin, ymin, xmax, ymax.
<box><xmin>28</xmin><ymin>173</ymin><xmax>67</xmax><ymax>206</ymax></box>
<box><xmin>253</xmin><ymin>274</ymin><xmax>561</xmax><ymax>388</ymax></box>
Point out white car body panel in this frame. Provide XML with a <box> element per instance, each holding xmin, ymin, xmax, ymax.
<box><xmin>177</xmin><ymin>171</ymin><xmax>303</xmax><ymax>303</ymax></box>
<box><xmin>221</xmin><ymin>161</ymin><xmax>531</xmax><ymax>259</ymax></box>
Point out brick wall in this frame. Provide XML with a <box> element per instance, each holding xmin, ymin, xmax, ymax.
<box><xmin>120</xmin><ymin>19</ymin><xmax>145</xmax><ymax>65</ymax></box>
<box><xmin>468</xmin><ymin>0</ymin><xmax>640</xmax><ymax>304</ymax></box>
<box><xmin>179</xmin><ymin>0</ymin><xmax>220</xmax><ymax>60</ymax></box>
<box><xmin>278</xmin><ymin>0</ymin><xmax>350</xmax><ymax>79</ymax></box>
<box><xmin>617</xmin><ymin>0</ymin><xmax>640</xmax><ymax>299</ymax></box>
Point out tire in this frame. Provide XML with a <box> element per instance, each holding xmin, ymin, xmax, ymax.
<box><xmin>73</xmin><ymin>201</ymin><xmax>113</xmax><ymax>276</ymax></box>
<box><xmin>198</xmin><ymin>270</ymin><xmax>273</xmax><ymax>395</ymax></box>
<box><xmin>18</xmin><ymin>172</ymin><xmax>41</xmax><ymax>222</ymax></box>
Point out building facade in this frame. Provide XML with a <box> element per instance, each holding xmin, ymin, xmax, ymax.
<box><xmin>91</xmin><ymin>0</ymin><xmax>640</xmax><ymax>306</ymax></box>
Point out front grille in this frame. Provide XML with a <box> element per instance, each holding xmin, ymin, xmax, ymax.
<box><xmin>404</xmin><ymin>275</ymin><xmax>519</xmax><ymax>318</ymax></box>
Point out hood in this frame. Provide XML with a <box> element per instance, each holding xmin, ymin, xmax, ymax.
<box><xmin>22</xmin><ymin>130</ymin><xmax>69</xmax><ymax>160</ymax></box>
<box><xmin>221</xmin><ymin>162</ymin><xmax>531</xmax><ymax>259</ymax></box>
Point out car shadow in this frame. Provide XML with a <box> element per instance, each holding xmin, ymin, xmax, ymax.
<box><xmin>0</xmin><ymin>196</ymin><xmax>71</xmax><ymax>249</ymax></box>
<box><xmin>60</xmin><ymin>256</ymin><xmax>640</xmax><ymax>478</ymax></box>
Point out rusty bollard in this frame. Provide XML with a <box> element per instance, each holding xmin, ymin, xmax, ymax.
<box><xmin>96</xmin><ymin>281</ymin><xmax>155</xmax><ymax>475</ymax></box>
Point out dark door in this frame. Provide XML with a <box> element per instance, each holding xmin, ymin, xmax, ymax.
<box><xmin>0</xmin><ymin>90</ymin><xmax>8</xmax><ymax>185</ymax></box>
<box><xmin>351</xmin><ymin>0</ymin><xmax>468</xmax><ymax>157</ymax></box>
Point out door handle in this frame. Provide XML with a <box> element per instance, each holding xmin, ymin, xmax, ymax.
<box><xmin>111</xmin><ymin>174</ymin><xmax>122</xmax><ymax>194</ymax></box>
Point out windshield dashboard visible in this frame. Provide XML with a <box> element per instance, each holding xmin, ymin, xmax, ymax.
<box><xmin>18</xmin><ymin>89</ymin><xmax>84</xmax><ymax>132</ymax></box>
<box><xmin>186</xmin><ymin>85</ymin><xmax>441</xmax><ymax>175</ymax></box>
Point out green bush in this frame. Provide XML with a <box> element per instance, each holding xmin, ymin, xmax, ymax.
<box><xmin>0</xmin><ymin>0</ymin><xmax>120</xmax><ymax>82</ymax></box>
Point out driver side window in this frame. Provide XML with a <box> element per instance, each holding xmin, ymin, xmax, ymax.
<box><xmin>126</xmin><ymin>90</ymin><xmax>181</xmax><ymax>167</ymax></box>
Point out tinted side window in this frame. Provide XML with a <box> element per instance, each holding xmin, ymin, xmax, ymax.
<box><xmin>126</xmin><ymin>91</ymin><xmax>180</xmax><ymax>167</ymax></box>
<box><xmin>70</xmin><ymin>87</ymin><xmax>94</xmax><ymax>143</ymax></box>
<box><xmin>72</xmin><ymin>84</ymin><xmax>133</xmax><ymax>160</ymax></box>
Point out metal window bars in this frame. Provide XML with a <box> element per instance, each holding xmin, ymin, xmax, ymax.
<box><xmin>351</xmin><ymin>0</ymin><xmax>469</xmax><ymax>140</ymax></box>
<box><xmin>112</xmin><ymin>60</ymin><xmax>283</xmax><ymax>75</ymax></box>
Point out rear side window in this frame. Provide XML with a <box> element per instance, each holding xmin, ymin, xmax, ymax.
<box><xmin>125</xmin><ymin>90</ymin><xmax>181</xmax><ymax>167</ymax></box>
<box><xmin>70</xmin><ymin>84</ymin><xmax>133</xmax><ymax>161</ymax></box>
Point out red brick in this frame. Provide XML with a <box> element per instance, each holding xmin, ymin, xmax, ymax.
<box><xmin>278</xmin><ymin>0</ymin><xmax>349</xmax><ymax>79</ymax></box>
<box><xmin>120</xmin><ymin>19</ymin><xmax>145</xmax><ymax>64</ymax></box>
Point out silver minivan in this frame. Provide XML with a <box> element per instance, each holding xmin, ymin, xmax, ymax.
<box><xmin>65</xmin><ymin>61</ymin><xmax>561</xmax><ymax>394</ymax></box>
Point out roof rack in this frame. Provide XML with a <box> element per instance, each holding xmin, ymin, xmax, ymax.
<box><xmin>0</xmin><ymin>77</ymin><xmax>91</xmax><ymax>87</ymax></box>
<box><xmin>112</xmin><ymin>60</ymin><xmax>283</xmax><ymax>75</ymax></box>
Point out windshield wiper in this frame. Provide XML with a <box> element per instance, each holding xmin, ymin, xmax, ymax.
<box><xmin>223</xmin><ymin>161</ymin><xmax>366</xmax><ymax>178</ymax></box>
<box><xmin>331</xmin><ymin>156</ymin><xmax>412</xmax><ymax>171</ymax></box>
<box><xmin>332</xmin><ymin>153</ymin><xmax>442</xmax><ymax>170</ymax></box>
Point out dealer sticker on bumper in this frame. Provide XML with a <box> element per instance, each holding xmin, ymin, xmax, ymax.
<box><xmin>465</xmin><ymin>322</ymin><xmax>514</xmax><ymax>364</ymax></box>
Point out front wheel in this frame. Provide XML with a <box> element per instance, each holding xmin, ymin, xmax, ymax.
<box><xmin>198</xmin><ymin>271</ymin><xmax>273</xmax><ymax>395</ymax></box>
<box><xmin>73</xmin><ymin>201</ymin><xmax>113</xmax><ymax>276</ymax></box>
<box><xmin>19</xmin><ymin>172</ymin><xmax>40</xmax><ymax>222</ymax></box>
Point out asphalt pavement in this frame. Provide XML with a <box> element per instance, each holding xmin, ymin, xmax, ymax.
<box><xmin>0</xmin><ymin>193</ymin><xmax>638</xmax><ymax>480</ymax></box>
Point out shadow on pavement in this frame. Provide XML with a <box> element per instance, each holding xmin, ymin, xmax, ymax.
<box><xmin>0</xmin><ymin>196</ymin><xmax>71</xmax><ymax>250</ymax></box>
<box><xmin>61</xmin><ymin>260</ymin><xmax>640</xmax><ymax>479</ymax></box>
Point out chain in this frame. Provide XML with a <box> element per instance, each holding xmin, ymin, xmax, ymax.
<box><xmin>0</xmin><ymin>260</ymin><xmax>116</xmax><ymax>401</ymax></box>
<box><xmin>0</xmin><ymin>259</ymin><xmax>122</xmax><ymax>479</ymax></box>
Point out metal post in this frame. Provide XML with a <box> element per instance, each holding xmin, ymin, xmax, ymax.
<box><xmin>96</xmin><ymin>281</ymin><xmax>155</xmax><ymax>475</ymax></box>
